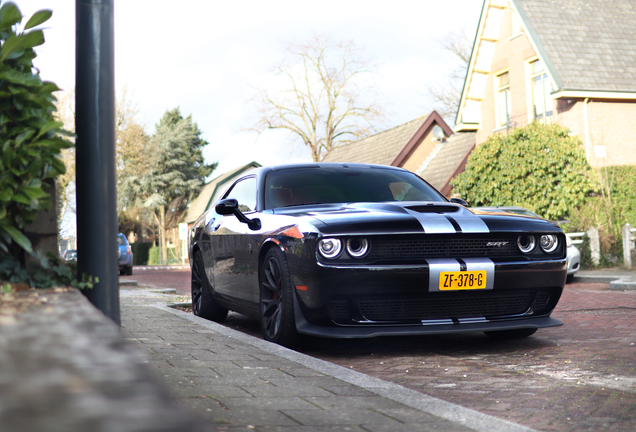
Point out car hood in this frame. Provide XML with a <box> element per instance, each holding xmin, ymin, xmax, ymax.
<box><xmin>272</xmin><ymin>202</ymin><xmax>560</xmax><ymax>236</ymax></box>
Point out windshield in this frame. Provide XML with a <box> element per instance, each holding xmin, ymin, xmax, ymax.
<box><xmin>264</xmin><ymin>167</ymin><xmax>445</xmax><ymax>209</ymax></box>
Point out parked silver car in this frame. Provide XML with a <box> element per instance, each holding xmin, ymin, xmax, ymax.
<box><xmin>473</xmin><ymin>206</ymin><xmax>579</xmax><ymax>282</ymax></box>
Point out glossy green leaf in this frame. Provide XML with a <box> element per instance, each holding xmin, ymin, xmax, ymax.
<box><xmin>0</xmin><ymin>224</ymin><xmax>33</xmax><ymax>254</ymax></box>
<box><xmin>0</xmin><ymin>189</ymin><xmax>12</xmax><ymax>201</ymax></box>
<box><xmin>0</xmin><ymin>2</ymin><xmax>22</xmax><ymax>31</ymax></box>
<box><xmin>17</xmin><ymin>30</ymin><xmax>45</xmax><ymax>49</ymax></box>
<box><xmin>12</xmin><ymin>193</ymin><xmax>31</xmax><ymax>205</ymax></box>
<box><xmin>21</xmin><ymin>186</ymin><xmax>47</xmax><ymax>200</ymax></box>
<box><xmin>24</xmin><ymin>10</ymin><xmax>52</xmax><ymax>30</ymax></box>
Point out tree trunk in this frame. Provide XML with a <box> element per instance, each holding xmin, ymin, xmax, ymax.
<box><xmin>160</xmin><ymin>204</ymin><xmax>167</xmax><ymax>264</ymax></box>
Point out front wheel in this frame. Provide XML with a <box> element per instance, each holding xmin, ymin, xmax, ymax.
<box><xmin>259</xmin><ymin>247</ymin><xmax>299</xmax><ymax>348</ymax></box>
<box><xmin>191</xmin><ymin>251</ymin><xmax>228</xmax><ymax>322</ymax></box>
<box><xmin>484</xmin><ymin>328</ymin><xmax>537</xmax><ymax>339</ymax></box>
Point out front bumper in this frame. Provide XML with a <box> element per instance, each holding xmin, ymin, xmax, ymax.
<box><xmin>289</xmin><ymin>258</ymin><xmax>566</xmax><ymax>337</ymax></box>
<box><xmin>294</xmin><ymin>290</ymin><xmax>563</xmax><ymax>338</ymax></box>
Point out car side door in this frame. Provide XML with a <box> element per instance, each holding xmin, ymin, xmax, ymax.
<box><xmin>211</xmin><ymin>176</ymin><xmax>260</xmax><ymax>309</ymax></box>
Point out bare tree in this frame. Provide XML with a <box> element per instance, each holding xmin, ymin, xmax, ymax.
<box><xmin>427</xmin><ymin>28</ymin><xmax>474</xmax><ymax>120</ymax></box>
<box><xmin>252</xmin><ymin>35</ymin><xmax>385</xmax><ymax>161</ymax></box>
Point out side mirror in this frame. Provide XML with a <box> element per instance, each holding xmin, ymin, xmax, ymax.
<box><xmin>215</xmin><ymin>198</ymin><xmax>262</xmax><ymax>231</ymax></box>
<box><xmin>215</xmin><ymin>198</ymin><xmax>238</xmax><ymax>215</ymax></box>
<box><xmin>450</xmin><ymin>197</ymin><xmax>468</xmax><ymax>207</ymax></box>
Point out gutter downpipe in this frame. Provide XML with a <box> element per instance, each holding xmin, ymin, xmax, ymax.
<box><xmin>584</xmin><ymin>97</ymin><xmax>590</xmax><ymax>160</ymax></box>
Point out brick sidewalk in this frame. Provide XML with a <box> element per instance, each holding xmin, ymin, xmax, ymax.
<box><xmin>307</xmin><ymin>283</ymin><xmax>636</xmax><ymax>431</ymax></box>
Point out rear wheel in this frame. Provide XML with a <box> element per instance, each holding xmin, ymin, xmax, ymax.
<box><xmin>126</xmin><ymin>265</ymin><xmax>133</xmax><ymax>276</ymax></box>
<box><xmin>259</xmin><ymin>247</ymin><xmax>299</xmax><ymax>348</ymax></box>
<box><xmin>191</xmin><ymin>251</ymin><xmax>228</xmax><ymax>322</ymax></box>
<box><xmin>484</xmin><ymin>328</ymin><xmax>537</xmax><ymax>339</ymax></box>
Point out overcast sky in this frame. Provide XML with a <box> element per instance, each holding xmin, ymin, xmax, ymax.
<box><xmin>23</xmin><ymin>0</ymin><xmax>482</xmax><ymax>178</ymax></box>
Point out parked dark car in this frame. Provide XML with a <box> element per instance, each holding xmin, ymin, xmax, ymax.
<box><xmin>117</xmin><ymin>233</ymin><xmax>133</xmax><ymax>275</ymax></box>
<box><xmin>189</xmin><ymin>163</ymin><xmax>567</xmax><ymax>347</ymax></box>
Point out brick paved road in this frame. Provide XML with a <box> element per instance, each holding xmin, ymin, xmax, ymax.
<box><xmin>125</xmin><ymin>267</ymin><xmax>636</xmax><ymax>431</ymax></box>
<box><xmin>302</xmin><ymin>283</ymin><xmax>636</xmax><ymax>432</ymax></box>
<box><xmin>120</xmin><ymin>267</ymin><xmax>191</xmax><ymax>295</ymax></box>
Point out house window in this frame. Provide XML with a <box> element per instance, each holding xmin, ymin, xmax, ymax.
<box><xmin>530</xmin><ymin>60</ymin><xmax>553</xmax><ymax>122</ymax></box>
<box><xmin>496</xmin><ymin>72</ymin><xmax>511</xmax><ymax>128</ymax></box>
<box><xmin>511</xmin><ymin>12</ymin><xmax>523</xmax><ymax>37</ymax></box>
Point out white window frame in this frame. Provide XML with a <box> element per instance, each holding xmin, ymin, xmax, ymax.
<box><xmin>527</xmin><ymin>59</ymin><xmax>553</xmax><ymax>123</ymax></box>
<box><xmin>495</xmin><ymin>70</ymin><xmax>512</xmax><ymax>130</ymax></box>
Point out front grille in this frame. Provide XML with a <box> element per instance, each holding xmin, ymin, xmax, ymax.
<box><xmin>359</xmin><ymin>291</ymin><xmax>534</xmax><ymax>321</ymax></box>
<box><xmin>533</xmin><ymin>291</ymin><xmax>551</xmax><ymax>313</ymax></box>
<box><xmin>368</xmin><ymin>234</ymin><xmax>519</xmax><ymax>259</ymax></box>
<box><xmin>327</xmin><ymin>289</ymin><xmax>559</xmax><ymax>323</ymax></box>
<box><xmin>407</xmin><ymin>205</ymin><xmax>459</xmax><ymax>213</ymax></box>
<box><xmin>328</xmin><ymin>300</ymin><xmax>351</xmax><ymax>321</ymax></box>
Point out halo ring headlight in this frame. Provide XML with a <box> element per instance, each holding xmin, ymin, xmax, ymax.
<box><xmin>346</xmin><ymin>238</ymin><xmax>369</xmax><ymax>258</ymax></box>
<box><xmin>540</xmin><ymin>234</ymin><xmax>559</xmax><ymax>253</ymax></box>
<box><xmin>517</xmin><ymin>235</ymin><xmax>536</xmax><ymax>254</ymax></box>
<box><xmin>318</xmin><ymin>238</ymin><xmax>342</xmax><ymax>259</ymax></box>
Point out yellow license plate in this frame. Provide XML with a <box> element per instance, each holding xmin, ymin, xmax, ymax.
<box><xmin>439</xmin><ymin>271</ymin><xmax>487</xmax><ymax>290</ymax></box>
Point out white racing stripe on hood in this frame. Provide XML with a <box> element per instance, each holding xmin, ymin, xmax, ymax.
<box><xmin>448</xmin><ymin>216</ymin><xmax>490</xmax><ymax>233</ymax></box>
<box><xmin>404</xmin><ymin>208</ymin><xmax>457</xmax><ymax>233</ymax></box>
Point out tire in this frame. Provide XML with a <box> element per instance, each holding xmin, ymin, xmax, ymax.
<box><xmin>191</xmin><ymin>251</ymin><xmax>228</xmax><ymax>322</ymax></box>
<box><xmin>119</xmin><ymin>268</ymin><xmax>125</xmax><ymax>276</ymax></box>
<box><xmin>566</xmin><ymin>274</ymin><xmax>574</xmax><ymax>284</ymax></box>
<box><xmin>126</xmin><ymin>265</ymin><xmax>133</xmax><ymax>276</ymax></box>
<box><xmin>484</xmin><ymin>328</ymin><xmax>538</xmax><ymax>339</ymax></box>
<box><xmin>259</xmin><ymin>247</ymin><xmax>299</xmax><ymax>348</ymax></box>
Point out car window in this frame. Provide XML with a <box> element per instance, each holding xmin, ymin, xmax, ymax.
<box><xmin>117</xmin><ymin>236</ymin><xmax>127</xmax><ymax>246</ymax></box>
<box><xmin>264</xmin><ymin>167</ymin><xmax>445</xmax><ymax>209</ymax></box>
<box><xmin>224</xmin><ymin>176</ymin><xmax>257</xmax><ymax>213</ymax></box>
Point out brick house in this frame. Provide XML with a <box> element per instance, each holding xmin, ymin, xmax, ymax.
<box><xmin>455</xmin><ymin>0</ymin><xmax>636</xmax><ymax>168</ymax></box>
<box><xmin>323</xmin><ymin>111</ymin><xmax>475</xmax><ymax>196</ymax></box>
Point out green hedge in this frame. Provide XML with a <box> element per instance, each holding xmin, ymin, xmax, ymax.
<box><xmin>0</xmin><ymin>3</ymin><xmax>72</xmax><ymax>255</ymax></box>
<box><xmin>451</xmin><ymin>122</ymin><xmax>594</xmax><ymax>221</ymax></box>
<box><xmin>130</xmin><ymin>242</ymin><xmax>151</xmax><ymax>265</ymax></box>
<box><xmin>147</xmin><ymin>246</ymin><xmax>181</xmax><ymax>265</ymax></box>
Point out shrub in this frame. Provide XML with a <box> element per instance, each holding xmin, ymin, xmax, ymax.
<box><xmin>562</xmin><ymin>165</ymin><xmax>636</xmax><ymax>267</ymax></box>
<box><xmin>0</xmin><ymin>3</ymin><xmax>72</xmax><ymax>256</ymax></box>
<box><xmin>451</xmin><ymin>123</ymin><xmax>595</xmax><ymax>221</ymax></box>
<box><xmin>130</xmin><ymin>242</ymin><xmax>151</xmax><ymax>265</ymax></box>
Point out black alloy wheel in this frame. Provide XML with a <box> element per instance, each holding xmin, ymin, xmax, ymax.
<box><xmin>259</xmin><ymin>247</ymin><xmax>299</xmax><ymax>348</ymax></box>
<box><xmin>484</xmin><ymin>328</ymin><xmax>538</xmax><ymax>339</ymax></box>
<box><xmin>191</xmin><ymin>251</ymin><xmax>228</xmax><ymax>322</ymax></box>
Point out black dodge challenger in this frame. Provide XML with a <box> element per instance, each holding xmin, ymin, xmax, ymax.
<box><xmin>189</xmin><ymin>163</ymin><xmax>566</xmax><ymax>347</ymax></box>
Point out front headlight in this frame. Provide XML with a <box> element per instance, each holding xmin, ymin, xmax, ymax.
<box><xmin>540</xmin><ymin>234</ymin><xmax>559</xmax><ymax>253</ymax></box>
<box><xmin>346</xmin><ymin>238</ymin><xmax>369</xmax><ymax>258</ymax></box>
<box><xmin>318</xmin><ymin>238</ymin><xmax>342</xmax><ymax>259</ymax></box>
<box><xmin>517</xmin><ymin>235</ymin><xmax>536</xmax><ymax>253</ymax></box>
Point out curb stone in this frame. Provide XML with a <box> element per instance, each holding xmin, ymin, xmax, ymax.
<box><xmin>572</xmin><ymin>274</ymin><xmax>636</xmax><ymax>290</ymax></box>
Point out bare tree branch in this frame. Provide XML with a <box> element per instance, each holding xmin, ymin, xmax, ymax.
<box><xmin>249</xmin><ymin>34</ymin><xmax>386</xmax><ymax>161</ymax></box>
<box><xmin>427</xmin><ymin>28</ymin><xmax>473</xmax><ymax>120</ymax></box>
